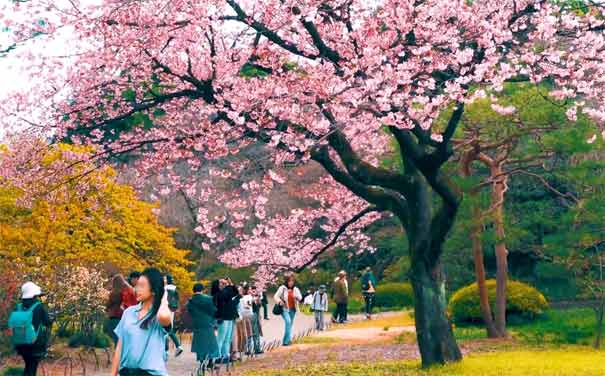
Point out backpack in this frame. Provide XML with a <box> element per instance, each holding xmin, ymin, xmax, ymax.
<box><xmin>8</xmin><ymin>302</ymin><xmax>41</xmax><ymax>346</ymax></box>
<box><xmin>361</xmin><ymin>279</ymin><xmax>370</xmax><ymax>291</ymax></box>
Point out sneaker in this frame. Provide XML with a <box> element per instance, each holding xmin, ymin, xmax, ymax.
<box><xmin>255</xmin><ymin>350</ymin><xmax>264</xmax><ymax>355</ymax></box>
<box><xmin>175</xmin><ymin>347</ymin><xmax>184</xmax><ymax>357</ymax></box>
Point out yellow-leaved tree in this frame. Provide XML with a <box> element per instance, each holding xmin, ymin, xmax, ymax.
<box><xmin>0</xmin><ymin>141</ymin><xmax>193</xmax><ymax>292</ymax></box>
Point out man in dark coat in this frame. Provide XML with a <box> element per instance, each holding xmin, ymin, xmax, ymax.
<box><xmin>187</xmin><ymin>283</ymin><xmax>219</xmax><ymax>364</ymax></box>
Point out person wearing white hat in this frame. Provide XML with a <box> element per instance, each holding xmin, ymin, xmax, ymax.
<box><xmin>9</xmin><ymin>282</ymin><xmax>51</xmax><ymax>376</ymax></box>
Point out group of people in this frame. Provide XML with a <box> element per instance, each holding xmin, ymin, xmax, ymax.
<box><xmin>7</xmin><ymin>266</ymin><xmax>378</xmax><ymax>376</ymax></box>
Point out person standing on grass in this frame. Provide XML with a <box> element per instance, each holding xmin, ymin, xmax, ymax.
<box><xmin>212</xmin><ymin>278</ymin><xmax>239</xmax><ymax>363</ymax></box>
<box><xmin>106</xmin><ymin>274</ymin><xmax>137</xmax><ymax>345</ymax></box>
<box><xmin>275</xmin><ymin>274</ymin><xmax>302</xmax><ymax>346</ymax></box>
<box><xmin>361</xmin><ymin>267</ymin><xmax>378</xmax><ymax>320</ymax></box>
<box><xmin>311</xmin><ymin>285</ymin><xmax>329</xmax><ymax>331</ymax></box>
<box><xmin>331</xmin><ymin>271</ymin><xmax>349</xmax><ymax>324</ymax></box>
<box><xmin>110</xmin><ymin>267</ymin><xmax>173</xmax><ymax>376</ymax></box>
<box><xmin>186</xmin><ymin>283</ymin><xmax>218</xmax><ymax>367</ymax></box>
<box><xmin>164</xmin><ymin>274</ymin><xmax>184</xmax><ymax>357</ymax></box>
<box><xmin>8</xmin><ymin>282</ymin><xmax>52</xmax><ymax>376</ymax></box>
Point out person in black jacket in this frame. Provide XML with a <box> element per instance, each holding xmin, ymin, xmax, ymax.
<box><xmin>187</xmin><ymin>283</ymin><xmax>218</xmax><ymax>365</ymax></box>
<box><xmin>261</xmin><ymin>290</ymin><xmax>269</xmax><ymax>320</ymax></box>
<box><xmin>211</xmin><ymin>278</ymin><xmax>239</xmax><ymax>363</ymax></box>
<box><xmin>13</xmin><ymin>282</ymin><xmax>52</xmax><ymax>376</ymax></box>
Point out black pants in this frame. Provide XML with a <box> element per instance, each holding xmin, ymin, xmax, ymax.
<box><xmin>166</xmin><ymin>329</ymin><xmax>181</xmax><ymax>351</ymax></box>
<box><xmin>16</xmin><ymin>345</ymin><xmax>43</xmax><ymax>376</ymax></box>
<box><xmin>363</xmin><ymin>292</ymin><xmax>375</xmax><ymax>315</ymax></box>
<box><xmin>262</xmin><ymin>303</ymin><xmax>269</xmax><ymax>319</ymax></box>
<box><xmin>119</xmin><ymin>368</ymin><xmax>152</xmax><ymax>375</ymax></box>
<box><xmin>333</xmin><ymin>303</ymin><xmax>348</xmax><ymax>323</ymax></box>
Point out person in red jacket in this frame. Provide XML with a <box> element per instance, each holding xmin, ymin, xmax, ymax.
<box><xmin>105</xmin><ymin>274</ymin><xmax>136</xmax><ymax>345</ymax></box>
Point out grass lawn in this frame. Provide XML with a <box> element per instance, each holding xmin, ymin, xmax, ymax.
<box><xmin>336</xmin><ymin>311</ymin><xmax>414</xmax><ymax>330</ymax></box>
<box><xmin>242</xmin><ymin>347</ymin><xmax>605</xmax><ymax>375</ymax></box>
<box><xmin>453</xmin><ymin>308</ymin><xmax>598</xmax><ymax>345</ymax></box>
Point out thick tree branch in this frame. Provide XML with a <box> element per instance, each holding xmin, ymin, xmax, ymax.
<box><xmin>311</xmin><ymin>146</ymin><xmax>410</xmax><ymax>225</ymax></box>
<box><xmin>293</xmin><ymin>206</ymin><xmax>380</xmax><ymax>272</ymax></box>
<box><xmin>327</xmin><ymin>129</ymin><xmax>413</xmax><ymax>194</ymax></box>
<box><xmin>225</xmin><ymin>0</ymin><xmax>318</xmax><ymax>60</ymax></box>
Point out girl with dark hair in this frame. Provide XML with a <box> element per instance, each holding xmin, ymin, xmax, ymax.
<box><xmin>105</xmin><ymin>274</ymin><xmax>137</xmax><ymax>345</ymax></box>
<box><xmin>274</xmin><ymin>275</ymin><xmax>302</xmax><ymax>346</ymax></box>
<box><xmin>110</xmin><ymin>268</ymin><xmax>173</xmax><ymax>376</ymax></box>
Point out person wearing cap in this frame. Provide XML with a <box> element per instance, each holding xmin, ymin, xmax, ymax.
<box><xmin>311</xmin><ymin>285</ymin><xmax>329</xmax><ymax>331</ymax></box>
<box><xmin>13</xmin><ymin>282</ymin><xmax>52</xmax><ymax>376</ymax></box>
<box><xmin>331</xmin><ymin>271</ymin><xmax>349</xmax><ymax>324</ymax></box>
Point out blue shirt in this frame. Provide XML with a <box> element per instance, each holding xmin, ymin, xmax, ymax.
<box><xmin>114</xmin><ymin>304</ymin><xmax>169</xmax><ymax>375</ymax></box>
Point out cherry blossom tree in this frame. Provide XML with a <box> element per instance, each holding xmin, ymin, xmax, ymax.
<box><xmin>2</xmin><ymin>0</ymin><xmax>605</xmax><ymax>366</ymax></box>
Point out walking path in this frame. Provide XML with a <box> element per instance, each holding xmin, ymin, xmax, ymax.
<box><xmin>87</xmin><ymin>303</ymin><xmax>323</xmax><ymax>375</ymax></box>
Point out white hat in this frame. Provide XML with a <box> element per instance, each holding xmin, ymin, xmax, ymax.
<box><xmin>21</xmin><ymin>282</ymin><xmax>43</xmax><ymax>299</ymax></box>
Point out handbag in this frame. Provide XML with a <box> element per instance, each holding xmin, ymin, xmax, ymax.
<box><xmin>272</xmin><ymin>304</ymin><xmax>284</xmax><ymax>316</ymax></box>
<box><xmin>273</xmin><ymin>286</ymin><xmax>285</xmax><ymax>316</ymax></box>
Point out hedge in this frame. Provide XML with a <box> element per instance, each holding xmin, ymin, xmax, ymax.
<box><xmin>448</xmin><ymin>279</ymin><xmax>549</xmax><ymax>323</ymax></box>
<box><xmin>374</xmin><ymin>282</ymin><xmax>414</xmax><ymax>309</ymax></box>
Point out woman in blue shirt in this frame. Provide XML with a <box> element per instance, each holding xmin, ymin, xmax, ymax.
<box><xmin>110</xmin><ymin>268</ymin><xmax>173</xmax><ymax>376</ymax></box>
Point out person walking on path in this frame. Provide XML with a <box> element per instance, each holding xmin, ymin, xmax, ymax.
<box><xmin>212</xmin><ymin>278</ymin><xmax>239</xmax><ymax>363</ymax></box>
<box><xmin>110</xmin><ymin>267</ymin><xmax>173</xmax><ymax>376</ymax></box>
<box><xmin>105</xmin><ymin>274</ymin><xmax>137</xmax><ymax>345</ymax></box>
<box><xmin>274</xmin><ymin>275</ymin><xmax>302</xmax><ymax>346</ymax></box>
<box><xmin>260</xmin><ymin>290</ymin><xmax>269</xmax><ymax>320</ymax></box>
<box><xmin>331</xmin><ymin>271</ymin><xmax>349</xmax><ymax>323</ymax></box>
<box><xmin>239</xmin><ymin>284</ymin><xmax>261</xmax><ymax>355</ymax></box>
<box><xmin>8</xmin><ymin>282</ymin><xmax>52</xmax><ymax>376</ymax></box>
<box><xmin>361</xmin><ymin>267</ymin><xmax>378</xmax><ymax>319</ymax></box>
<box><xmin>233</xmin><ymin>284</ymin><xmax>253</xmax><ymax>359</ymax></box>
<box><xmin>163</xmin><ymin>274</ymin><xmax>183</xmax><ymax>357</ymax></box>
<box><xmin>311</xmin><ymin>285</ymin><xmax>328</xmax><ymax>331</ymax></box>
<box><xmin>186</xmin><ymin>283</ymin><xmax>218</xmax><ymax>367</ymax></box>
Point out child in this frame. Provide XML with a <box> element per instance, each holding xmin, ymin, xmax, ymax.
<box><xmin>311</xmin><ymin>285</ymin><xmax>328</xmax><ymax>331</ymax></box>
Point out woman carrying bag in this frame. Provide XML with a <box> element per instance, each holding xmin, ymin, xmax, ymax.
<box><xmin>274</xmin><ymin>275</ymin><xmax>302</xmax><ymax>346</ymax></box>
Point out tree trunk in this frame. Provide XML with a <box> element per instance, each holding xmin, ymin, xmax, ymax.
<box><xmin>410</xmin><ymin>254</ymin><xmax>462</xmax><ymax>366</ymax></box>
<box><xmin>491</xmin><ymin>164</ymin><xmax>509</xmax><ymax>337</ymax></box>
<box><xmin>595</xmin><ymin>303</ymin><xmax>604</xmax><ymax>349</ymax></box>
<box><xmin>462</xmin><ymin>157</ymin><xmax>499</xmax><ymax>338</ymax></box>
<box><xmin>470</xmin><ymin>204</ymin><xmax>500</xmax><ymax>338</ymax></box>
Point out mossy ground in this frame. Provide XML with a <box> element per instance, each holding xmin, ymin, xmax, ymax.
<box><xmin>242</xmin><ymin>347</ymin><xmax>605</xmax><ymax>375</ymax></box>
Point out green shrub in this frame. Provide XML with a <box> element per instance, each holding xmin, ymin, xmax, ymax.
<box><xmin>448</xmin><ymin>279</ymin><xmax>548</xmax><ymax>323</ymax></box>
<box><xmin>374</xmin><ymin>283</ymin><xmax>414</xmax><ymax>309</ymax></box>
<box><xmin>68</xmin><ymin>331</ymin><xmax>111</xmax><ymax>348</ymax></box>
<box><xmin>1</xmin><ymin>367</ymin><xmax>24</xmax><ymax>376</ymax></box>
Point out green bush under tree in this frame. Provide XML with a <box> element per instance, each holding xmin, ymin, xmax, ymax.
<box><xmin>448</xmin><ymin>280</ymin><xmax>548</xmax><ymax>323</ymax></box>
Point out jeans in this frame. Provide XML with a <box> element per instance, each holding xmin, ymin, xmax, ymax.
<box><xmin>248</xmin><ymin>313</ymin><xmax>261</xmax><ymax>353</ymax></box>
<box><xmin>262</xmin><ymin>303</ymin><xmax>269</xmax><ymax>319</ymax></box>
<box><xmin>363</xmin><ymin>292</ymin><xmax>376</xmax><ymax>316</ymax></box>
<box><xmin>333</xmin><ymin>303</ymin><xmax>347</xmax><ymax>323</ymax></box>
<box><xmin>165</xmin><ymin>329</ymin><xmax>181</xmax><ymax>351</ymax></box>
<box><xmin>216</xmin><ymin>320</ymin><xmax>234</xmax><ymax>360</ymax></box>
<box><xmin>281</xmin><ymin>309</ymin><xmax>296</xmax><ymax>345</ymax></box>
<box><xmin>314</xmin><ymin>310</ymin><xmax>325</xmax><ymax>330</ymax></box>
